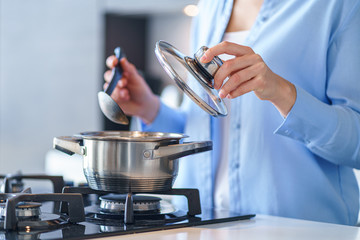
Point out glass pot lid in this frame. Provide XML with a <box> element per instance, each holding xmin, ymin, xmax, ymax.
<box><xmin>155</xmin><ymin>41</ymin><xmax>228</xmax><ymax>117</ymax></box>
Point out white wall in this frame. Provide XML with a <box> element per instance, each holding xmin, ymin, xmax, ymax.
<box><xmin>146</xmin><ymin>13</ymin><xmax>193</xmax><ymax>84</ymax></box>
<box><xmin>0</xmin><ymin>0</ymin><xmax>197</xmax><ymax>175</ymax></box>
<box><xmin>0</xmin><ymin>0</ymin><xmax>103</xmax><ymax>173</ymax></box>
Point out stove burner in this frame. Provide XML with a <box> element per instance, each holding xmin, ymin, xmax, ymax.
<box><xmin>62</xmin><ymin>187</ymin><xmax>202</xmax><ymax>216</ymax></box>
<box><xmin>0</xmin><ymin>172</ymin><xmax>65</xmax><ymax>215</ymax></box>
<box><xmin>100</xmin><ymin>194</ymin><xmax>161</xmax><ymax>213</ymax></box>
<box><xmin>0</xmin><ymin>192</ymin><xmax>84</xmax><ymax>231</ymax></box>
<box><xmin>0</xmin><ymin>202</ymin><xmax>42</xmax><ymax>218</ymax></box>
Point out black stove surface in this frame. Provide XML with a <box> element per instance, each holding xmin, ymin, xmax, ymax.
<box><xmin>0</xmin><ymin>174</ymin><xmax>255</xmax><ymax>240</ymax></box>
<box><xmin>0</xmin><ymin>208</ymin><xmax>255</xmax><ymax>240</ymax></box>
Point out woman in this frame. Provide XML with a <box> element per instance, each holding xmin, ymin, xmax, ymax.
<box><xmin>104</xmin><ymin>0</ymin><xmax>360</xmax><ymax>225</ymax></box>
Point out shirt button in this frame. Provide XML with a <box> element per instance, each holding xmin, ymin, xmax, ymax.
<box><xmin>236</xmin><ymin>123</ymin><xmax>241</xmax><ymax>129</ymax></box>
<box><xmin>261</xmin><ymin>15</ymin><xmax>268</xmax><ymax>22</ymax></box>
<box><xmin>234</xmin><ymin>163</ymin><xmax>240</xmax><ymax>169</ymax></box>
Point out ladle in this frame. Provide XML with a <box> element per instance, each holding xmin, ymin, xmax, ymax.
<box><xmin>98</xmin><ymin>47</ymin><xmax>129</xmax><ymax>125</ymax></box>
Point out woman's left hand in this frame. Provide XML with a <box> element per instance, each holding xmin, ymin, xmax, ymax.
<box><xmin>200</xmin><ymin>41</ymin><xmax>297</xmax><ymax>117</ymax></box>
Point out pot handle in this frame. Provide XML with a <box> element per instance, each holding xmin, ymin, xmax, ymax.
<box><xmin>143</xmin><ymin>141</ymin><xmax>212</xmax><ymax>160</ymax></box>
<box><xmin>53</xmin><ymin>136</ymin><xmax>86</xmax><ymax>156</ymax></box>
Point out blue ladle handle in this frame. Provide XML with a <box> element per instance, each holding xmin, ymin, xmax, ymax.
<box><xmin>105</xmin><ymin>47</ymin><xmax>126</xmax><ymax>95</ymax></box>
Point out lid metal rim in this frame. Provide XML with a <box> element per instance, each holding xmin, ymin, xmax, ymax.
<box><xmin>76</xmin><ymin>131</ymin><xmax>188</xmax><ymax>141</ymax></box>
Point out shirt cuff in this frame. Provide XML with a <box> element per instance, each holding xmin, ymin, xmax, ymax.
<box><xmin>140</xmin><ymin>101</ymin><xmax>186</xmax><ymax>133</ymax></box>
<box><xmin>274</xmin><ymin>85</ymin><xmax>338</xmax><ymax>146</ymax></box>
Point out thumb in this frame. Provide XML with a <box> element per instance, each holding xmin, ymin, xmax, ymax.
<box><xmin>120</xmin><ymin>58</ymin><xmax>136</xmax><ymax>74</ymax></box>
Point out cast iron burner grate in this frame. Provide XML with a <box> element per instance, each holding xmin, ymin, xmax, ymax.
<box><xmin>0</xmin><ymin>172</ymin><xmax>65</xmax><ymax>214</ymax></box>
<box><xmin>0</xmin><ymin>191</ymin><xmax>85</xmax><ymax>231</ymax></box>
<box><xmin>61</xmin><ymin>187</ymin><xmax>202</xmax><ymax>225</ymax></box>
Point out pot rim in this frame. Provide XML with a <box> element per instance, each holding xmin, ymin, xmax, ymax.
<box><xmin>75</xmin><ymin>131</ymin><xmax>188</xmax><ymax>142</ymax></box>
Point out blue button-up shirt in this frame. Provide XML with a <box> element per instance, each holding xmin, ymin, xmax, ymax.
<box><xmin>142</xmin><ymin>0</ymin><xmax>360</xmax><ymax>225</ymax></box>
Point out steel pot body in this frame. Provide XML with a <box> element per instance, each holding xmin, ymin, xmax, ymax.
<box><xmin>53</xmin><ymin>131</ymin><xmax>212</xmax><ymax>193</ymax></box>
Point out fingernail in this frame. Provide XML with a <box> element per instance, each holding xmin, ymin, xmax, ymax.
<box><xmin>219</xmin><ymin>90</ymin><xmax>225</xmax><ymax>98</ymax></box>
<box><xmin>106</xmin><ymin>58</ymin><xmax>113</xmax><ymax>67</ymax></box>
<box><xmin>200</xmin><ymin>55</ymin><xmax>207</xmax><ymax>62</ymax></box>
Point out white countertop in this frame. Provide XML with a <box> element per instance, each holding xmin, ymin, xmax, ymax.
<box><xmin>102</xmin><ymin>215</ymin><xmax>360</xmax><ymax>240</ymax></box>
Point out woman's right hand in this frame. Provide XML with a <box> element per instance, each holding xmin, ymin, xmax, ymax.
<box><xmin>104</xmin><ymin>56</ymin><xmax>160</xmax><ymax>124</ymax></box>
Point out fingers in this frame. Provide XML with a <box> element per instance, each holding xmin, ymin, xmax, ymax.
<box><xmin>105</xmin><ymin>56</ymin><xmax>138</xmax><ymax>80</ymax></box>
<box><xmin>104</xmin><ymin>70</ymin><xmax>113</xmax><ymax>82</ymax></box>
<box><xmin>119</xmin><ymin>58</ymin><xmax>137</xmax><ymax>76</ymax></box>
<box><xmin>213</xmin><ymin>54</ymin><xmax>260</xmax><ymax>89</ymax></box>
<box><xmin>104</xmin><ymin>58</ymin><xmax>133</xmax><ymax>88</ymax></box>
<box><xmin>106</xmin><ymin>55</ymin><xmax>118</xmax><ymax>69</ymax></box>
<box><xmin>103</xmin><ymin>57</ymin><xmax>138</xmax><ymax>105</ymax></box>
<box><xmin>218</xmin><ymin>62</ymin><xmax>263</xmax><ymax>98</ymax></box>
<box><xmin>112</xmin><ymin>87</ymin><xmax>130</xmax><ymax>102</ymax></box>
<box><xmin>106</xmin><ymin>56</ymin><xmax>134</xmax><ymax>72</ymax></box>
<box><xmin>103</xmin><ymin>83</ymin><xmax>130</xmax><ymax>101</ymax></box>
<box><xmin>200</xmin><ymin>41</ymin><xmax>253</xmax><ymax>63</ymax></box>
<box><xmin>227</xmin><ymin>78</ymin><xmax>258</xmax><ymax>99</ymax></box>
<box><xmin>103</xmin><ymin>70</ymin><xmax>128</xmax><ymax>87</ymax></box>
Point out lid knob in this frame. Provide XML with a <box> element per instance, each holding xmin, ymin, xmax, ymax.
<box><xmin>194</xmin><ymin>46</ymin><xmax>223</xmax><ymax>80</ymax></box>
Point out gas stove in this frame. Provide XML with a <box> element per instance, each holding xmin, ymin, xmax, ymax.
<box><xmin>0</xmin><ymin>173</ymin><xmax>255</xmax><ymax>239</ymax></box>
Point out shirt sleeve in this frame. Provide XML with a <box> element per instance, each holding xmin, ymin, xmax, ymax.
<box><xmin>141</xmin><ymin>101</ymin><xmax>186</xmax><ymax>133</ymax></box>
<box><xmin>275</xmin><ymin>3</ymin><xmax>360</xmax><ymax>168</ymax></box>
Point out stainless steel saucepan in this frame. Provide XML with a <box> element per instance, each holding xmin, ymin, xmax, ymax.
<box><xmin>53</xmin><ymin>131</ymin><xmax>212</xmax><ymax>193</ymax></box>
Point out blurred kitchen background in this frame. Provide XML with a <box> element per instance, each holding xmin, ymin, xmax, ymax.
<box><xmin>0</xmin><ymin>0</ymin><xmax>198</xmax><ymax>179</ymax></box>
<box><xmin>1</xmin><ymin>0</ymin><xmax>360</xmax><ymax>193</ymax></box>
